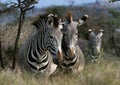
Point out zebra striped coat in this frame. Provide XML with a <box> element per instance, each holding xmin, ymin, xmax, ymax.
<box><xmin>60</xmin><ymin>13</ymin><xmax>88</xmax><ymax>73</ymax></box>
<box><xmin>18</xmin><ymin>14</ymin><xmax>63</xmax><ymax>76</ymax></box>
<box><xmin>88</xmin><ymin>29</ymin><xmax>103</xmax><ymax>62</ymax></box>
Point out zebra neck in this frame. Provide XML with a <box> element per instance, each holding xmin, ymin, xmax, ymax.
<box><xmin>62</xmin><ymin>54</ymin><xmax>78</xmax><ymax>68</ymax></box>
<box><xmin>33</xmin><ymin>17</ymin><xmax>48</xmax><ymax>31</ymax></box>
<box><xmin>27</xmin><ymin>51</ymin><xmax>50</xmax><ymax>72</ymax></box>
<box><xmin>26</xmin><ymin>42</ymin><xmax>50</xmax><ymax>72</ymax></box>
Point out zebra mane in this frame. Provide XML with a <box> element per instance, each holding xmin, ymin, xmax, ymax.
<box><xmin>31</xmin><ymin>13</ymin><xmax>60</xmax><ymax>30</ymax></box>
<box><xmin>65</xmin><ymin>12</ymin><xmax>73</xmax><ymax>23</ymax></box>
<box><xmin>31</xmin><ymin>14</ymin><xmax>49</xmax><ymax>29</ymax></box>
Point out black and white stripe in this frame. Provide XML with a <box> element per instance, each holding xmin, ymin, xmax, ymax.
<box><xmin>18</xmin><ymin>14</ymin><xmax>63</xmax><ymax>76</ymax></box>
<box><xmin>60</xmin><ymin>14</ymin><xmax>87</xmax><ymax>73</ymax></box>
<box><xmin>88</xmin><ymin>29</ymin><xmax>103</xmax><ymax>62</ymax></box>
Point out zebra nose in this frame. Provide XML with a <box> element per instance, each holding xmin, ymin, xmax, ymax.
<box><xmin>68</xmin><ymin>47</ymin><xmax>74</xmax><ymax>57</ymax></box>
<box><xmin>57</xmin><ymin>50</ymin><xmax>63</xmax><ymax>61</ymax></box>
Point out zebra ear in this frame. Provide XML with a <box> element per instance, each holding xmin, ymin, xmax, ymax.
<box><xmin>97</xmin><ymin>29</ymin><xmax>104</xmax><ymax>37</ymax></box>
<box><xmin>47</xmin><ymin>14</ymin><xmax>54</xmax><ymax>27</ymax></box>
<box><xmin>88</xmin><ymin>29</ymin><xmax>93</xmax><ymax>33</ymax></box>
<box><xmin>88</xmin><ymin>29</ymin><xmax>96</xmax><ymax>37</ymax></box>
<box><xmin>78</xmin><ymin>14</ymin><xmax>88</xmax><ymax>26</ymax></box>
<box><xmin>47</xmin><ymin>14</ymin><xmax>60</xmax><ymax>28</ymax></box>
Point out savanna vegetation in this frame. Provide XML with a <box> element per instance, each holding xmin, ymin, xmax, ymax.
<box><xmin>0</xmin><ymin>1</ymin><xmax>120</xmax><ymax>85</ymax></box>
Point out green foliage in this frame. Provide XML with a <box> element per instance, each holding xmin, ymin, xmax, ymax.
<box><xmin>0</xmin><ymin>2</ymin><xmax>7</xmax><ymax>8</ymax></box>
<box><xmin>108</xmin><ymin>10</ymin><xmax>120</xmax><ymax>27</ymax></box>
<box><xmin>109</xmin><ymin>9</ymin><xmax>120</xmax><ymax>18</ymax></box>
<box><xmin>45</xmin><ymin>6</ymin><xmax>68</xmax><ymax>17</ymax></box>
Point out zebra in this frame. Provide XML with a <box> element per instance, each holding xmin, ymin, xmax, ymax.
<box><xmin>18</xmin><ymin>14</ymin><xmax>63</xmax><ymax>76</ymax></box>
<box><xmin>60</xmin><ymin>13</ymin><xmax>88</xmax><ymax>73</ymax></box>
<box><xmin>88</xmin><ymin>29</ymin><xmax>104</xmax><ymax>62</ymax></box>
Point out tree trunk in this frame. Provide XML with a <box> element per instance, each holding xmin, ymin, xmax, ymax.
<box><xmin>0</xmin><ymin>37</ymin><xmax>4</xmax><ymax>69</ymax></box>
<box><xmin>12</xmin><ymin>11</ymin><xmax>25</xmax><ymax>69</ymax></box>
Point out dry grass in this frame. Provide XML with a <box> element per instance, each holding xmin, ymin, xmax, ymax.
<box><xmin>1</xmin><ymin>21</ymin><xmax>35</xmax><ymax>51</ymax></box>
<box><xmin>1</xmin><ymin>21</ymin><xmax>35</xmax><ymax>67</ymax></box>
<box><xmin>0</xmin><ymin>53</ymin><xmax>120</xmax><ymax>85</ymax></box>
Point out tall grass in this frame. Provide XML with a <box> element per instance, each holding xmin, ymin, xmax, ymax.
<box><xmin>0</xmin><ymin>52</ymin><xmax>120</xmax><ymax>85</ymax></box>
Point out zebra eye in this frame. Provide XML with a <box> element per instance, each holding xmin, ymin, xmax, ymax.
<box><xmin>75</xmin><ymin>33</ymin><xmax>78</xmax><ymax>35</ymax></box>
<box><xmin>50</xmin><ymin>35</ymin><xmax>54</xmax><ymax>39</ymax></box>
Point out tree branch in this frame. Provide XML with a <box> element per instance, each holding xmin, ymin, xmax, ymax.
<box><xmin>0</xmin><ymin>0</ymin><xmax>39</xmax><ymax>69</ymax></box>
<box><xmin>23</xmin><ymin>5</ymin><xmax>35</xmax><ymax>11</ymax></box>
<box><xmin>0</xmin><ymin>4</ymin><xmax>18</xmax><ymax>14</ymax></box>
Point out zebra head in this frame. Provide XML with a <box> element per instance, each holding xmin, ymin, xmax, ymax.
<box><xmin>46</xmin><ymin>14</ymin><xmax>63</xmax><ymax>63</ymax></box>
<box><xmin>32</xmin><ymin>13</ymin><xmax>63</xmax><ymax>64</ymax></box>
<box><xmin>62</xmin><ymin>13</ymin><xmax>88</xmax><ymax>58</ymax></box>
<box><xmin>88</xmin><ymin>29</ymin><xmax>104</xmax><ymax>61</ymax></box>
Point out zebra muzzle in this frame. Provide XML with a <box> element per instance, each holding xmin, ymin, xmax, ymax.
<box><xmin>57</xmin><ymin>51</ymin><xmax>63</xmax><ymax>61</ymax></box>
<box><xmin>68</xmin><ymin>47</ymin><xmax>74</xmax><ymax>57</ymax></box>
